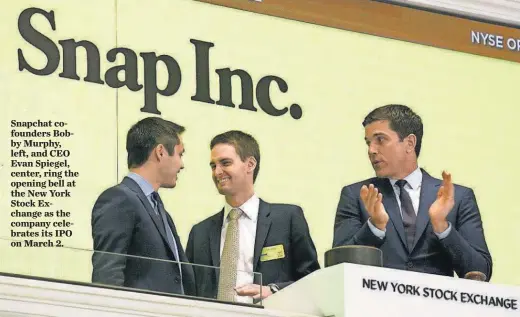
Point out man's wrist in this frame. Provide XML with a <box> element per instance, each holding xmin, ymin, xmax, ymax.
<box><xmin>434</xmin><ymin>222</ymin><xmax>452</xmax><ymax>240</ymax></box>
<box><xmin>369</xmin><ymin>217</ymin><xmax>387</xmax><ymax>230</ymax></box>
<box><xmin>431</xmin><ymin>219</ymin><xmax>449</xmax><ymax>233</ymax></box>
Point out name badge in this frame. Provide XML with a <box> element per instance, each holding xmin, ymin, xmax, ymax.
<box><xmin>260</xmin><ymin>244</ymin><xmax>285</xmax><ymax>262</ymax></box>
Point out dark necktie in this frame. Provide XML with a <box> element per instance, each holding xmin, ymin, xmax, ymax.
<box><xmin>395</xmin><ymin>180</ymin><xmax>416</xmax><ymax>250</ymax></box>
<box><xmin>151</xmin><ymin>192</ymin><xmax>184</xmax><ymax>293</ymax></box>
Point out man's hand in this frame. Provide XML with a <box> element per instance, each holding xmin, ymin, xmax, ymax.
<box><xmin>360</xmin><ymin>184</ymin><xmax>389</xmax><ymax>230</ymax></box>
<box><xmin>429</xmin><ymin>171</ymin><xmax>455</xmax><ymax>233</ymax></box>
<box><xmin>235</xmin><ymin>284</ymin><xmax>272</xmax><ymax>299</ymax></box>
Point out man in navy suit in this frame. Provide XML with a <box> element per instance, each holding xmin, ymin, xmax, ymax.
<box><xmin>91</xmin><ymin>117</ymin><xmax>195</xmax><ymax>295</ymax></box>
<box><xmin>333</xmin><ymin>104</ymin><xmax>492</xmax><ymax>280</ymax></box>
<box><xmin>186</xmin><ymin>130</ymin><xmax>319</xmax><ymax>303</ymax></box>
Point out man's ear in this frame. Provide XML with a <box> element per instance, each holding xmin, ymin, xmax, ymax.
<box><xmin>247</xmin><ymin>156</ymin><xmax>257</xmax><ymax>174</ymax></box>
<box><xmin>405</xmin><ymin>134</ymin><xmax>417</xmax><ymax>154</ymax></box>
<box><xmin>152</xmin><ymin>144</ymin><xmax>165</xmax><ymax>161</ymax></box>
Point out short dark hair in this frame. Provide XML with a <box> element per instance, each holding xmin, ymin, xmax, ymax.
<box><xmin>126</xmin><ymin>117</ymin><xmax>185</xmax><ymax>168</ymax></box>
<box><xmin>210</xmin><ymin>130</ymin><xmax>260</xmax><ymax>182</ymax></box>
<box><xmin>362</xmin><ymin>104</ymin><xmax>423</xmax><ymax>157</ymax></box>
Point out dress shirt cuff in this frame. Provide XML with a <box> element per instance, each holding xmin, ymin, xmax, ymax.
<box><xmin>434</xmin><ymin>222</ymin><xmax>452</xmax><ymax>240</ymax></box>
<box><xmin>367</xmin><ymin>219</ymin><xmax>386</xmax><ymax>239</ymax></box>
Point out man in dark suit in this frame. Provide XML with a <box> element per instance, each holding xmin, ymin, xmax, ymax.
<box><xmin>333</xmin><ymin>104</ymin><xmax>492</xmax><ymax>280</ymax></box>
<box><xmin>91</xmin><ymin>117</ymin><xmax>195</xmax><ymax>295</ymax></box>
<box><xmin>186</xmin><ymin>130</ymin><xmax>320</xmax><ymax>303</ymax></box>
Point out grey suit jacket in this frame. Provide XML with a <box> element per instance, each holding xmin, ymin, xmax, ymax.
<box><xmin>333</xmin><ymin>169</ymin><xmax>492</xmax><ymax>280</ymax></box>
<box><xmin>91</xmin><ymin>177</ymin><xmax>195</xmax><ymax>295</ymax></box>
<box><xmin>186</xmin><ymin>199</ymin><xmax>320</xmax><ymax>299</ymax></box>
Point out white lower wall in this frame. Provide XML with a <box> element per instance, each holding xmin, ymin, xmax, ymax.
<box><xmin>0</xmin><ymin>275</ymin><xmax>318</xmax><ymax>317</ymax></box>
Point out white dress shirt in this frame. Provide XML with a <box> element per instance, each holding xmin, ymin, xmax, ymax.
<box><xmin>220</xmin><ymin>194</ymin><xmax>259</xmax><ymax>303</ymax></box>
<box><xmin>390</xmin><ymin>167</ymin><xmax>422</xmax><ymax>217</ymax></box>
<box><xmin>368</xmin><ymin>167</ymin><xmax>451</xmax><ymax>240</ymax></box>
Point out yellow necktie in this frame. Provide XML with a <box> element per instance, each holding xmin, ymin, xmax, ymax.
<box><xmin>217</xmin><ymin>208</ymin><xmax>241</xmax><ymax>301</ymax></box>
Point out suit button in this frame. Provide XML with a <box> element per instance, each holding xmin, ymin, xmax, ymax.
<box><xmin>407</xmin><ymin>262</ymin><xmax>413</xmax><ymax>269</ymax></box>
<box><xmin>174</xmin><ymin>276</ymin><xmax>180</xmax><ymax>283</ymax></box>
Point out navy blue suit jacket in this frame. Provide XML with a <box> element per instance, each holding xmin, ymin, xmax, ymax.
<box><xmin>186</xmin><ymin>199</ymin><xmax>320</xmax><ymax>299</ymax></box>
<box><xmin>333</xmin><ymin>170</ymin><xmax>492</xmax><ymax>280</ymax></box>
<box><xmin>91</xmin><ymin>177</ymin><xmax>195</xmax><ymax>295</ymax></box>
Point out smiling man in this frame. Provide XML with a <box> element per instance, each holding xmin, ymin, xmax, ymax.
<box><xmin>332</xmin><ymin>104</ymin><xmax>492</xmax><ymax>280</ymax></box>
<box><xmin>186</xmin><ymin>130</ymin><xmax>320</xmax><ymax>303</ymax></box>
<box><xmin>91</xmin><ymin>117</ymin><xmax>195</xmax><ymax>295</ymax></box>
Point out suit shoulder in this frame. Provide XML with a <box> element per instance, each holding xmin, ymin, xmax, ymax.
<box><xmin>341</xmin><ymin>177</ymin><xmax>379</xmax><ymax>192</ymax></box>
<box><xmin>453</xmin><ymin>183</ymin><xmax>472</xmax><ymax>191</ymax></box>
<box><xmin>453</xmin><ymin>183</ymin><xmax>475</xmax><ymax>200</ymax></box>
<box><xmin>262</xmin><ymin>202</ymin><xmax>304</xmax><ymax>218</ymax></box>
<box><xmin>191</xmin><ymin>210</ymin><xmax>222</xmax><ymax>232</ymax></box>
<box><xmin>95</xmin><ymin>183</ymin><xmax>133</xmax><ymax>200</ymax></box>
<box><xmin>264</xmin><ymin>201</ymin><xmax>300</xmax><ymax>210</ymax></box>
<box><xmin>427</xmin><ymin>174</ymin><xmax>474</xmax><ymax>195</ymax></box>
<box><xmin>92</xmin><ymin>183</ymin><xmax>137</xmax><ymax>211</ymax></box>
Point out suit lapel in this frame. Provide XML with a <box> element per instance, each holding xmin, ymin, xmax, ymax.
<box><xmin>411</xmin><ymin>169</ymin><xmax>441</xmax><ymax>252</ymax></box>
<box><xmin>122</xmin><ymin>177</ymin><xmax>170</xmax><ymax>248</ymax></box>
<box><xmin>377</xmin><ymin>178</ymin><xmax>408</xmax><ymax>250</ymax></box>
<box><xmin>209</xmin><ymin>210</ymin><xmax>224</xmax><ymax>267</ymax></box>
<box><xmin>253</xmin><ymin>200</ymin><xmax>272</xmax><ymax>272</ymax></box>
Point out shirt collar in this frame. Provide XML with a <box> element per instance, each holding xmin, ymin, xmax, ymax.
<box><xmin>127</xmin><ymin>172</ymin><xmax>155</xmax><ymax>197</ymax></box>
<box><xmin>223</xmin><ymin>193</ymin><xmax>259</xmax><ymax>224</ymax></box>
<box><xmin>389</xmin><ymin>167</ymin><xmax>422</xmax><ymax>190</ymax></box>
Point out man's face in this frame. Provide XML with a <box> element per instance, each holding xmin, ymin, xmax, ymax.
<box><xmin>364</xmin><ymin>120</ymin><xmax>410</xmax><ymax>179</ymax></box>
<box><xmin>210</xmin><ymin>143</ymin><xmax>253</xmax><ymax>196</ymax></box>
<box><xmin>159</xmin><ymin>138</ymin><xmax>184</xmax><ymax>189</ymax></box>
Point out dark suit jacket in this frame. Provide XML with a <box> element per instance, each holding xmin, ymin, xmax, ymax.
<box><xmin>91</xmin><ymin>177</ymin><xmax>195</xmax><ymax>295</ymax></box>
<box><xmin>186</xmin><ymin>199</ymin><xmax>320</xmax><ymax>299</ymax></box>
<box><xmin>333</xmin><ymin>169</ymin><xmax>492</xmax><ymax>280</ymax></box>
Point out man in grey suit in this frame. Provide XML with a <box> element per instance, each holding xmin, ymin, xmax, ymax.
<box><xmin>333</xmin><ymin>104</ymin><xmax>492</xmax><ymax>280</ymax></box>
<box><xmin>186</xmin><ymin>130</ymin><xmax>320</xmax><ymax>303</ymax></box>
<box><xmin>91</xmin><ymin>117</ymin><xmax>195</xmax><ymax>295</ymax></box>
